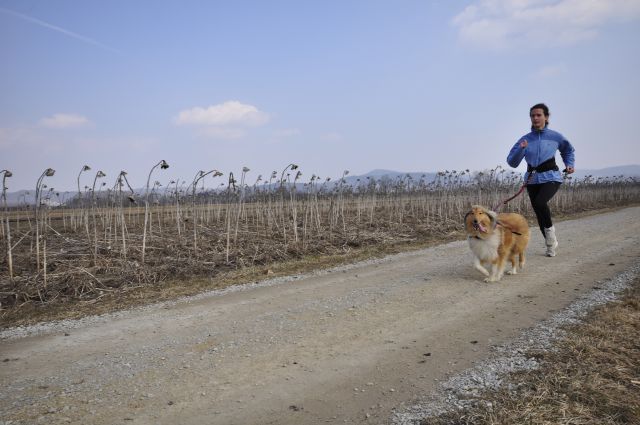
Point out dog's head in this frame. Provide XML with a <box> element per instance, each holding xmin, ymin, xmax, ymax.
<box><xmin>464</xmin><ymin>205</ymin><xmax>497</xmax><ymax>237</ymax></box>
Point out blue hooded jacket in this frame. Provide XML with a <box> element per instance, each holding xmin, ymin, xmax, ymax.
<box><xmin>507</xmin><ymin>126</ymin><xmax>575</xmax><ymax>184</ymax></box>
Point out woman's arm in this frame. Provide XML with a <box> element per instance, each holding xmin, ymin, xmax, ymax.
<box><xmin>559</xmin><ymin>137</ymin><xmax>575</xmax><ymax>173</ymax></box>
<box><xmin>507</xmin><ymin>139</ymin><xmax>527</xmax><ymax>168</ymax></box>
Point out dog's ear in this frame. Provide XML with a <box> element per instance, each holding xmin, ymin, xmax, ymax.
<box><xmin>463</xmin><ymin>210</ymin><xmax>472</xmax><ymax>223</ymax></box>
<box><xmin>484</xmin><ymin>208</ymin><xmax>498</xmax><ymax>227</ymax></box>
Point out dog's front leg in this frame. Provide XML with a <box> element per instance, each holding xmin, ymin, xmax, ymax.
<box><xmin>484</xmin><ymin>263</ymin><xmax>497</xmax><ymax>282</ymax></box>
<box><xmin>485</xmin><ymin>260</ymin><xmax>505</xmax><ymax>282</ymax></box>
<box><xmin>506</xmin><ymin>255</ymin><xmax>517</xmax><ymax>275</ymax></box>
<box><xmin>473</xmin><ymin>258</ymin><xmax>490</xmax><ymax>277</ymax></box>
<box><xmin>484</xmin><ymin>264</ymin><xmax>498</xmax><ymax>282</ymax></box>
<box><xmin>495</xmin><ymin>259</ymin><xmax>506</xmax><ymax>281</ymax></box>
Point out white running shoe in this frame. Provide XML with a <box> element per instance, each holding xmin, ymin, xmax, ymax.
<box><xmin>544</xmin><ymin>226</ymin><xmax>558</xmax><ymax>257</ymax></box>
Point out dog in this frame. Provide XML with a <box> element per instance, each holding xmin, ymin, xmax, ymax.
<box><xmin>464</xmin><ymin>205</ymin><xmax>530</xmax><ymax>282</ymax></box>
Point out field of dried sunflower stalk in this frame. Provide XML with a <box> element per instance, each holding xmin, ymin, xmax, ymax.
<box><xmin>1</xmin><ymin>163</ymin><xmax>639</xmax><ymax>316</ymax></box>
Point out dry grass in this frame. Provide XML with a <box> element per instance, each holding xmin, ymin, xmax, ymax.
<box><xmin>421</xmin><ymin>277</ymin><xmax>640</xmax><ymax>425</ymax></box>
<box><xmin>1</xmin><ymin>168</ymin><xmax>639</xmax><ymax>328</ymax></box>
<box><xmin>0</xmin><ymin>204</ymin><xmax>637</xmax><ymax>328</ymax></box>
<box><xmin>0</xmin><ymin>230</ymin><xmax>459</xmax><ymax>328</ymax></box>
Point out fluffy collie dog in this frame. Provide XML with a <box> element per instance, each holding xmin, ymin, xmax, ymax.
<box><xmin>464</xmin><ymin>205</ymin><xmax>530</xmax><ymax>282</ymax></box>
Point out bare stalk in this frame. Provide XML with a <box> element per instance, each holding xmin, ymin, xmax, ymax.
<box><xmin>233</xmin><ymin>167</ymin><xmax>250</xmax><ymax>244</ymax></box>
<box><xmin>91</xmin><ymin>170</ymin><xmax>106</xmax><ymax>266</ymax></box>
<box><xmin>225</xmin><ymin>173</ymin><xmax>236</xmax><ymax>263</ymax></box>
<box><xmin>1</xmin><ymin>170</ymin><xmax>13</xmax><ymax>279</ymax></box>
<box><xmin>77</xmin><ymin>165</ymin><xmax>92</xmax><ymax>253</ymax></box>
<box><xmin>142</xmin><ymin>160</ymin><xmax>169</xmax><ymax>264</ymax></box>
<box><xmin>115</xmin><ymin>171</ymin><xmax>135</xmax><ymax>259</ymax></box>
<box><xmin>34</xmin><ymin>168</ymin><xmax>55</xmax><ymax>272</ymax></box>
<box><xmin>191</xmin><ymin>169</ymin><xmax>222</xmax><ymax>254</ymax></box>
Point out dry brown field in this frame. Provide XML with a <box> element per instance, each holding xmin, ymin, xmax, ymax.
<box><xmin>2</xmin><ymin>168</ymin><xmax>639</xmax><ymax>326</ymax></box>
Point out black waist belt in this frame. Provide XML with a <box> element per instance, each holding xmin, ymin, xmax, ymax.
<box><xmin>527</xmin><ymin>157</ymin><xmax>559</xmax><ymax>173</ymax></box>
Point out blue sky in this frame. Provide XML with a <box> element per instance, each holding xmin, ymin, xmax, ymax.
<box><xmin>1</xmin><ymin>0</ymin><xmax>639</xmax><ymax>191</ymax></box>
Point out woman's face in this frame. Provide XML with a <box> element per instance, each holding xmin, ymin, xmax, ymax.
<box><xmin>530</xmin><ymin>108</ymin><xmax>548</xmax><ymax>130</ymax></box>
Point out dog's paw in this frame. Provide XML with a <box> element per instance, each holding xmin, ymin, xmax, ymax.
<box><xmin>484</xmin><ymin>277</ymin><xmax>497</xmax><ymax>283</ymax></box>
<box><xmin>474</xmin><ymin>265</ymin><xmax>490</xmax><ymax>277</ymax></box>
<box><xmin>506</xmin><ymin>269</ymin><xmax>517</xmax><ymax>275</ymax></box>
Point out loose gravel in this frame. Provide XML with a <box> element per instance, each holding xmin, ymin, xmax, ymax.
<box><xmin>392</xmin><ymin>263</ymin><xmax>640</xmax><ymax>424</ymax></box>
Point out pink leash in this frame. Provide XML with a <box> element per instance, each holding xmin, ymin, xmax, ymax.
<box><xmin>492</xmin><ymin>172</ymin><xmax>535</xmax><ymax>213</ymax></box>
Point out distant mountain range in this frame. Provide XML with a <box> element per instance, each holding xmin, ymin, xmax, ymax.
<box><xmin>3</xmin><ymin>164</ymin><xmax>639</xmax><ymax>207</ymax></box>
<box><xmin>342</xmin><ymin>164</ymin><xmax>640</xmax><ymax>185</ymax></box>
<box><xmin>569</xmin><ymin>164</ymin><xmax>640</xmax><ymax>178</ymax></box>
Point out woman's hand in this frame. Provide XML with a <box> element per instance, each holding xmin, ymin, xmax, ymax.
<box><xmin>566</xmin><ymin>166</ymin><xmax>575</xmax><ymax>174</ymax></box>
<box><xmin>519</xmin><ymin>139</ymin><xmax>528</xmax><ymax>148</ymax></box>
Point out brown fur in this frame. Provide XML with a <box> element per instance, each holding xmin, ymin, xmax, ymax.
<box><xmin>464</xmin><ymin>205</ymin><xmax>530</xmax><ymax>282</ymax></box>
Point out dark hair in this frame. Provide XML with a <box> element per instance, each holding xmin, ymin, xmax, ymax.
<box><xmin>530</xmin><ymin>103</ymin><xmax>549</xmax><ymax>117</ymax></box>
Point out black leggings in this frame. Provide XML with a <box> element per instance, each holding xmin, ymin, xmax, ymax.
<box><xmin>526</xmin><ymin>182</ymin><xmax>561</xmax><ymax>236</ymax></box>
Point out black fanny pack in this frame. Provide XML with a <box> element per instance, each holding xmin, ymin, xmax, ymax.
<box><xmin>527</xmin><ymin>157</ymin><xmax>559</xmax><ymax>173</ymax></box>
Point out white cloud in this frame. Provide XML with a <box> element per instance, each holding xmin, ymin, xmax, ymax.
<box><xmin>39</xmin><ymin>113</ymin><xmax>90</xmax><ymax>129</ymax></box>
<box><xmin>174</xmin><ymin>101</ymin><xmax>269</xmax><ymax>127</ymax></box>
<box><xmin>175</xmin><ymin>101</ymin><xmax>270</xmax><ymax>140</ymax></box>
<box><xmin>452</xmin><ymin>0</ymin><xmax>640</xmax><ymax>50</ymax></box>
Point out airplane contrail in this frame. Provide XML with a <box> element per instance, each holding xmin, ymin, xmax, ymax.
<box><xmin>0</xmin><ymin>7</ymin><xmax>121</xmax><ymax>54</ymax></box>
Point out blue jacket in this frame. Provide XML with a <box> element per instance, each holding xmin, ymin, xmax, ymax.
<box><xmin>507</xmin><ymin>126</ymin><xmax>575</xmax><ymax>184</ymax></box>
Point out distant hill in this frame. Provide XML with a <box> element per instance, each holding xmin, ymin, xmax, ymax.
<box><xmin>344</xmin><ymin>165</ymin><xmax>640</xmax><ymax>184</ymax></box>
<box><xmin>299</xmin><ymin>165</ymin><xmax>640</xmax><ymax>192</ymax></box>
<box><xmin>568</xmin><ymin>164</ymin><xmax>640</xmax><ymax>179</ymax></box>
<box><xmin>3</xmin><ymin>190</ymin><xmax>71</xmax><ymax>207</ymax></box>
<box><xmin>341</xmin><ymin>169</ymin><xmax>438</xmax><ymax>186</ymax></box>
<box><xmin>3</xmin><ymin>165</ymin><xmax>638</xmax><ymax>206</ymax></box>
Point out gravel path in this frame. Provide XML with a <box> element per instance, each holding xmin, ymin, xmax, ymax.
<box><xmin>1</xmin><ymin>206</ymin><xmax>639</xmax><ymax>425</ymax></box>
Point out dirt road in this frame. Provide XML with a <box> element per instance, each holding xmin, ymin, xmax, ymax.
<box><xmin>1</xmin><ymin>207</ymin><xmax>639</xmax><ymax>425</ymax></box>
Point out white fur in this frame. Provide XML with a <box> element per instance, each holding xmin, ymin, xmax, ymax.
<box><xmin>467</xmin><ymin>233</ymin><xmax>505</xmax><ymax>282</ymax></box>
<box><xmin>465</xmin><ymin>206</ymin><xmax>530</xmax><ymax>282</ymax></box>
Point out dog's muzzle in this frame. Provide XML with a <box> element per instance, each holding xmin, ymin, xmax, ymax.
<box><xmin>472</xmin><ymin>220</ymin><xmax>487</xmax><ymax>233</ymax></box>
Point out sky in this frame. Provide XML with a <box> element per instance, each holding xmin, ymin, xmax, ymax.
<box><xmin>1</xmin><ymin>0</ymin><xmax>639</xmax><ymax>192</ymax></box>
